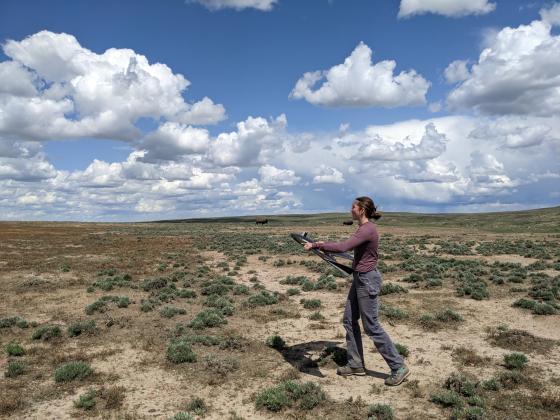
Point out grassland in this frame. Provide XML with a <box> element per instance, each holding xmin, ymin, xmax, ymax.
<box><xmin>1</xmin><ymin>207</ymin><xmax>559</xmax><ymax>419</ymax></box>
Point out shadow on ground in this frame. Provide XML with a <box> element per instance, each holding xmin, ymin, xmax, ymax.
<box><xmin>273</xmin><ymin>340</ymin><xmax>388</xmax><ymax>379</ymax></box>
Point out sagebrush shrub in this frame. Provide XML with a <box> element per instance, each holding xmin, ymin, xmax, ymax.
<box><xmin>188</xmin><ymin>309</ymin><xmax>227</xmax><ymax>330</ymax></box>
<box><xmin>503</xmin><ymin>352</ymin><xmax>528</xmax><ymax>370</ymax></box>
<box><xmin>32</xmin><ymin>325</ymin><xmax>61</xmax><ymax>341</ymax></box>
<box><xmin>54</xmin><ymin>361</ymin><xmax>92</xmax><ymax>382</ymax></box>
<box><xmin>74</xmin><ymin>389</ymin><xmax>96</xmax><ymax>410</ymax></box>
<box><xmin>67</xmin><ymin>320</ymin><xmax>97</xmax><ymax>337</ymax></box>
<box><xmin>300</xmin><ymin>299</ymin><xmax>321</xmax><ymax>309</ymax></box>
<box><xmin>167</xmin><ymin>339</ymin><xmax>197</xmax><ymax>364</ymax></box>
<box><xmin>266</xmin><ymin>335</ymin><xmax>286</xmax><ymax>350</ymax></box>
<box><xmin>5</xmin><ymin>342</ymin><xmax>25</xmax><ymax>357</ymax></box>
<box><xmin>367</xmin><ymin>403</ymin><xmax>394</xmax><ymax>420</ymax></box>
<box><xmin>5</xmin><ymin>361</ymin><xmax>25</xmax><ymax>378</ymax></box>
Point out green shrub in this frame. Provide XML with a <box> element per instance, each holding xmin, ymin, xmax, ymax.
<box><xmin>32</xmin><ymin>325</ymin><xmax>61</xmax><ymax>340</ymax></box>
<box><xmin>188</xmin><ymin>309</ymin><xmax>227</xmax><ymax>330</ymax></box>
<box><xmin>300</xmin><ymin>299</ymin><xmax>321</xmax><ymax>309</ymax></box>
<box><xmin>503</xmin><ymin>352</ymin><xmax>528</xmax><ymax>370</ymax></box>
<box><xmin>286</xmin><ymin>288</ymin><xmax>301</xmax><ymax>296</ymax></box>
<box><xmin>315</xmin><ymin>274</ymin><xmax>338</xmax><ymax>291</ymax></box>
<box><xmin>5</xmin><ymin>361</ymin><xmax>25</xmax><ymax>378</ymax></box>
<box><xmin>380</xmin><ymin>304</ymin><xmax>409</xmax><ymax>320</ymax></box>
<box><xmin>54</xmin><ymin>361</ymin><xmax>92</xmax><ymax>382</ymax></box>
<box><xmin>512</xmin><ymin>298</ymin><xmax>537</xmax><ymax>310</ymax></box>
<box><xmin>233</xmin><ymin>285</ymin><xmax>250</xmax><ymax>295</ymax></box>
<box><xmin>367</xmin><ymin>403</ymin><xmax>394</xmax><ymax>420</ymax></box>
<box><xmin>182</xmin><ymin>334</ymin><xmax>222</xmax><ymax>346</ymax></box>
<box><xmin>380</xmin><ymin>283</ymin><xmax>408</xmax><ymax>295</ymax></box>
<box><xmin>266</xmin><ymin>335</ymin><xmax>286</xmax><ymax>350</ymax></box>
<box><xmin>462</xmin><ymin>406</ymin><xmax>486</xmax><ymax>420</ymax></box>
<box><xmin>185</xmin><ymin>397</ymin><xmax>207</xmax><ymax>416</ymax></box>
<box><xmin>395</xmin><ymin>343</ymin><xmax>409</xmax><ymax>358</ymax></box>
<box><xmin>160</xmin><ymin>306</ymin><xmax>187</xmax><ymax>319</ymax></box>
<box><xmin>178</xmin><ymin>289</ymin><xmax>197</xmax><ymax>298</ymax></box>
<box><xmin>167</xmin><ymin>339</ymin><xmax>197</xmax><ymax>364</ymax></box>
<box><xmin>246</xmin><ymin>291</ymin><xmax>279</xmax><ymax>307</ymax></box>
<box><xmin>204</xmin><ymin>295</ymin><xmax>235</xmax><ymax>316</ymax></box>
<box><xmin>74</xmin><ymin>389</ymin><xmax>96</xmax><ymax>410</ymax></box>
<box><xmin>142</xmin><ymin>277</ymin><xmax>168</xmax><ymax>291</ymax></box>
<box><xmin>481</xmin><ymin>377</ymin><xmax>500</xmax><ymax>391</ymax></box>
<box><xmin>430</xmin><ymin>390</ymin><xmax>462</xmax><ymax>407</ymax></box>
<box><xmin>309</xmin><ymin>311</ymin><xmax>325</xmax><ymax>321</ymax></box>
<box><xmin>85</xmin><ymin>300</ymin><xmax>107</xmax><ymax>315</ymax></box>
<box><xmin>0</xmin><ymin>316</ymin><xmax>28</xmax><ymax>329</ymax></box>
<box><xmin>444</xmin><ymin>372</ymin><xmax>477</xmax><ymax>397</ymax></box>
<box><xmin>255</xmin><ymin>386</ymin><xmax>291</xmax><ymax>412</ymax></box>
<box><xmin>497</xmin><ymin>370</ymin><xmax>524</xmax><ymax>389</ymax></box>
<box><xmin>255</xmin><ymin>380</ymin><xmax>326</xmax><ymax>412</ymax></box>
<box><xmin>140</xmin><ymin>299</ymin><xmax>157</xmax><ymax>312</ymax></box>
<box><xmin>533</xmin><ymin>302</ymin><xmax>557</xmax><ymax>315</ymax></box>
<box><xmin>117</xmin><ymin>297</ymin><xmax>130</xmax><ymax>308</ymax></box>
<box><xmin>435</xmin><ymin>309</ymin><xmax>463</xmax><ymax>322</ymax></box>
<box><xmin>67</xmin><ymin>320</ymin><xmax>98</xmax><ymax>337</ymax></box>
<box><xmin>5</xmin><ymin>342</ymin><xmax>25</xmax><ymax>356</ymax></box>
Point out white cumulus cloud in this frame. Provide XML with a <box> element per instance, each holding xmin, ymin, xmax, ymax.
<box><xmin>447</xmin><ymin>10</ymin><xmax>560</xmax><ymax>116</ymax></box>
<box><xmin>356</xmin><ymin>123</ymin><xmax>447</xmax><ymax>161</ymax></box>
<box><xmin>258</xmin><ymin>164</ymin><xmax>300</xmax><ymax>187</ymax></box>
<box><xmin>0</xmin><ymin>31</ymin><xmax>226</xmax><ymax>144</ymax></box>
<box><xmin>290</xmin><ymin>42</ymin><xmax>429</xmax><ymax>108</ymax></box>
<box><xmin>398</xmin><ymin>0</ymin><xmax>496</xmax><ymax>18</ymax></box>
<box><xmin>313</xmin><ymin>165</ymin><xmax>344</xmax><ymax>184</ymax></box>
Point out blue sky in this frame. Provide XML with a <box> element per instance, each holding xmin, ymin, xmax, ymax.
<box><xmin>0</xmin><ymin>0</ymin><xmax>559</xmax><ymax>220</ymax></box>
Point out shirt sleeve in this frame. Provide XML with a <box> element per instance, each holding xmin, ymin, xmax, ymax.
<box><xmin>319</xmin><ymin>226</ymin><xmax>368</xmax><ymax>253</ymax></box>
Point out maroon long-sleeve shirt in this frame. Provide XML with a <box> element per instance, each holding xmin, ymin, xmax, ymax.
<box><xmin>314</xmin><ymin>222</ymin><xmax>379</xmax><ymax>272</ymax></box>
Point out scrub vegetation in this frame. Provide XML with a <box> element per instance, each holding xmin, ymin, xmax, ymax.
<box><xmin>0</xmin><ymin>207</ymin><xmax>559</xmax><ymax>418</ymax></box>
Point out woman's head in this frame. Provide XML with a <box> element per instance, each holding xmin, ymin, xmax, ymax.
<box><xmin>352</xmin><ymin>196</ymin><xmax>381</xmax><ymax>220</ymax></box>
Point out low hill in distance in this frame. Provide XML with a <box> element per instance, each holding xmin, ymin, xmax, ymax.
<box><xmin>152</xmin><ymin>205</ymin><xmax>560</xmax><ymax>234</ymax></box>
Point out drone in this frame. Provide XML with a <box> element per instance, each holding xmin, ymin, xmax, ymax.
<box><xmin>290</xmin><ymin>232</ymin><xmax>354</xmax><ymax>276</ymax></box>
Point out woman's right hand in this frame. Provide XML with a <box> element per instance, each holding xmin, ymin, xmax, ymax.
<box><xmin>304</xmin><ymin>241</ymin><xmax>323</xmax><ymax>250</ymax></box>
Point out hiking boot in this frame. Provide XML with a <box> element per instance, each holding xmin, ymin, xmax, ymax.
<box><xmin>337</xmin><ymin>364</ymin><xmax>366</xmax><ymax>376</ymax></box>
<box><xmin>385</xmin><ymin>365</ymin><xmax>410</xmax><ymax>386</ymax></box>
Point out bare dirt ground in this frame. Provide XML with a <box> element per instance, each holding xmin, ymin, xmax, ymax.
<box><xmin>1</xmin><ymin>220</ymin><xmax>559</xmax><ymax>419</ymax></box>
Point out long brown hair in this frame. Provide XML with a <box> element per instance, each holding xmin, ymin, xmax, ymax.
<box><xmin>355</xmin><ymin>196</ymin><xmax>382</xmax><ymax>220</ymax></box>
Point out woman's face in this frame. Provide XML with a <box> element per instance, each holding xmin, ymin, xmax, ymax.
<box><xmin>351</xmin><ymin>201</ymin><xmax>363</xmax><ymax>220</ymax></box>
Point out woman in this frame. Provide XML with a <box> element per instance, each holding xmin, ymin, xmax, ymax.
<box><xmin>303</xmin><ymin>196</ymin><xmax>410</xmax><ymax>386</ymax></box>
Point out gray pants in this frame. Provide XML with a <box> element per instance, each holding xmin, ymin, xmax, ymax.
<box><xmin>343</xmin><ymin>269</ymin><xmax>404</xmax><ymax>372</ymax></box>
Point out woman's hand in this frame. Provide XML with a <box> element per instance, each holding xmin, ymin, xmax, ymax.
<box><xmin>304</xmin><ymin>241</ymin><xmax>323</xmax><ymax>251</ymax></box>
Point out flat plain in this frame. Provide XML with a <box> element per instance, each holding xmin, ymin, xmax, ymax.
<box><xmin>1</xmin><ymin>207</ymin><xmax>560</xmax><ymax>419</ymax></box>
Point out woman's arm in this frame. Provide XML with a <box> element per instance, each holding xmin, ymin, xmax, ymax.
<box><xmin>316</xmin><ymin>227</ymin><xmax>368</xmax><ymax>253</ymax></box>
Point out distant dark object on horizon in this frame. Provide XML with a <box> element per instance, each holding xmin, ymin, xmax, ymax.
<box><xmin>256</xmin><ymin>218</ymin><xmax>268</xmax><ymax>225</ymax></box>
<box><xmin>343</xmin><ymin>220</ymin><xmax>353</xmax><ymax>226</ymax></box>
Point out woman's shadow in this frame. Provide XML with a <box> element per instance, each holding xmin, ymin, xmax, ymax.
<box><xmin>273</xmin><ymin>340</ymin><xmax>388</xmax><ymax>379</ymax></box>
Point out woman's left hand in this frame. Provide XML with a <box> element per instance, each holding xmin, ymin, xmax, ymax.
<box><xmin>304</xmin><ymin>241</ymin><xmax>323</xmax><ymax>250</ymax></box>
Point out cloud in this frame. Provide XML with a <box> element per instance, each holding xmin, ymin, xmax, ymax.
<box><xmin>398</xmin><ymin>0</ymin><xmax>496</xmax><ymax>18</ymax></box>
<box><xmin>140</xmin><ymin>123</ymin><xmax>210</xmax><ymax>161</ymax></box>
<box><xmin>210</xmin><ymin>114</ymin><xmax>287</xmax><ymax>167</ymax></box>
<box><xmin>540</xmin><ymin>3</ymin><xmax>560</xmax><ymax>25</ymax></box>
<box><xmin>469</xmin><ymin>117</ymin><xmax>557</xmax><ymax>148</ymax></box>
<box><xmin>258</xmin><ymin>164</ymin><xmax>300</xmax><ymax>187</ymax></box>
<box><xmin>0</xmin><ymin>31</ymin><xmax>226</xmax><ymax>144</ymax></box>
<box><xmin>444</xmin><ymin>60</ymin><xmax>470</xmax><ymax>84</ymax></box>
<box><xmin>0</xmin><ymin>156</ymin><xmax>57</xmax><ymax>181</ymax></box>
<box><xmin>313</xmin><ymin>165</ymin><xmax>344</xmax><ymax>184</ymax></box>
<box><xmin>447</xmin><ymin>11</ymin><xmax>560</xmax><ymax>116</ymax></box>
<box><xmin>290</xmin><ymin>42</ymin><xmax>429</xmax><ymax>108</ymax></box>
<box><xmin>187</xmin><ymin>0</ymin><xmax>276</xmax><ymax>11</ymax></box>
<box><xmin>355</xmin><ymin>123</ymin><xmax>447</xmax><ymax>161</ymax></box>
<box><xmin>467</xmin><ymin>151</ymin><xmax>518</xmax><ymax>193</ymax></box>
